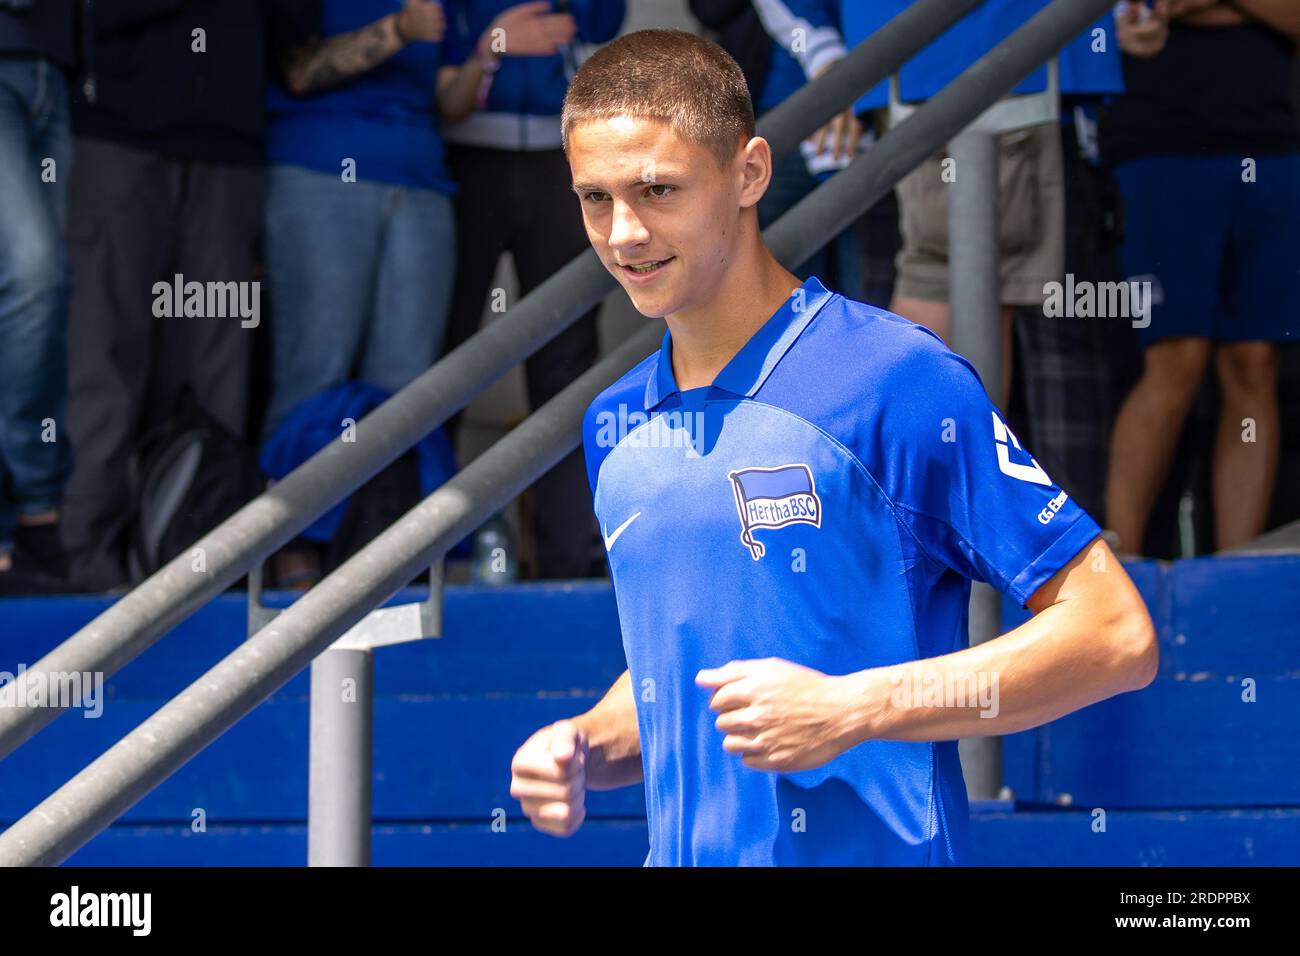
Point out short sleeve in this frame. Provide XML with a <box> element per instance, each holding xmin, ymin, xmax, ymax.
<box><xmin>878</xmin><ymin>330</ymin><xmax>1102</xmax><ymax>608</ymax></box>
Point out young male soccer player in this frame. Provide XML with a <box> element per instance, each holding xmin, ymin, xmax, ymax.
<box><xmin>508</xmin><ymin>30</ymin><xmax>1158</xmax><ymax>866</ymax></box>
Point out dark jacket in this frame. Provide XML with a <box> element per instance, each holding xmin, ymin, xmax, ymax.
<box><xmin>0</xmin><ymin>0</ymin><xmax>77</xmax><ymax>66</ymax></box>
<box><xmin>71</xmin><ymin>0</ymin><xmax>318</xmax><ymax>165</ymax></box>
<box><xmin>689</xmin><ymin>0</ymin><xmax>772</xmax><ymax>109</ymax></box>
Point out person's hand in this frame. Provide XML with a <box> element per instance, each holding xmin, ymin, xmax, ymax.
<box><xmin>395</xmin><ymin>0</ymin><xmax>446</xmax><ymax>44</ymax></box>
<box><xmin>510</xmin><ymin>719</ymin><xmax>590</xmax><ymax>837</ymax></box>
<box><xmin>1116</xmin><ymin>0</ymin><xmax>1171</xmax><ymax>57</ymax></box>
<box><xmin>697</xmin><ymin>658</ymin><xmax>863</xmax><ymax>772</ymax></box>
<box><xmin>1165</xmin><ymin>0</ymin><xmax>1219</xmax><ymax>16</ymax></box>
<box><xmin>481</xmin><ymin>1</ymin><xmax>577</xmax><ymax>60</ymax></box>
<box><xmin>808</xmin><ymin>60</ymin><xmax>863</xmax><ymax>161</ymax></box>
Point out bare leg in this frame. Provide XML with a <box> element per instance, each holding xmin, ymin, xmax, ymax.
<box><xmin>1212</xmin><ymin>342</ymin><xmax>1279</xmax><ymax>550</ymax></box>
<box><xmin>1104</xmin><ymin>336</ymin><xmax>1211</xmax><ymax>554</ymax></box>
<box><xmin>890</xmin><ymin>296</ymin><xmax>1015</xmax><ymax>408</ymax></box>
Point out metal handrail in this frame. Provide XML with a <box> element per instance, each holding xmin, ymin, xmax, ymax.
<box><xmin>0</xmin><ymin>0</ymin><xmax>984</xmax><ymax>763</ymax></box>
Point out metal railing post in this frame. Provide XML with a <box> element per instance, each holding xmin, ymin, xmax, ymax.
<box><xmin>308</xmin><ymin>648</ymin><xmax>373</xmax><ymax>866</ymax></box>
<box><xmin>950</xmin><ymin>128</ymin><xmax>1005</xmax><ymax>802</ymax></box>
<box><xmin>948</xmin><ymin>129</ymin><xmax>1003</xmax><ymax>379</ymax></box>
<box><xmin>304</xmin><ymin>562</ymin><xmax>443</xmax><ymax>866</ymax></box>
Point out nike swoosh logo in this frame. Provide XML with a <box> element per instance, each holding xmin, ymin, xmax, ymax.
<box><xmin>602</xmin><ymin>511</ymin><xmax>642</xmax><ymax>551</ymax></box>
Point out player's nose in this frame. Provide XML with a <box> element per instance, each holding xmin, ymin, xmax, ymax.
<box><xmin>607</xmin><ymin>199</ymin><xmax>650</xmax><ymax>250</ymax></box>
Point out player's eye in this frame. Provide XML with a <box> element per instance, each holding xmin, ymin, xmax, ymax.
<box><xmin>582</xmin><ymin>190</ymin><xmax>611</xmax><ymax>204</ymax></box>
<box><xmin>645</xmin><ymin>184</ymin><xmax>675</xmax><ymax>199</ymax></box>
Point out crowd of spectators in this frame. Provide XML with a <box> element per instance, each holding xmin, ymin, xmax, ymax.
<box><xmin>0</xmin><ymin>0</ymin><xmax>1296</xmax><ymax>596</ymax></box>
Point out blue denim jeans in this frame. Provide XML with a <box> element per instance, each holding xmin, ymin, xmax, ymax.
<box><xmin>262</xmin><ymin>163</ymin><xmax>456</xmax><ymax>439</ymax></box>
<box><xmin>0</xmin><ymin>54</ymin><xmax>72</xmax><ymax>550</ymax></box>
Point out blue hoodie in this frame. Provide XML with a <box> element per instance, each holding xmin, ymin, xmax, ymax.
<box><xmin>442</xmin><ymin>0</ymin><xmax>625</xmax><ymax>151</ymax></box>
<box><xmin>754</xmin><ymin>0</ymin><xmax>1122</xmax><ymax>116</ymax></box>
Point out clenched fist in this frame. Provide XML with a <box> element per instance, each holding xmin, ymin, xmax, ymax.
<box><xmin>510</xmin><ymin>719</ymin><xmax>589</xmax><ymax>837</ymax></box>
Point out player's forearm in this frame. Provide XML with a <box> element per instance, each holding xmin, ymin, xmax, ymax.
<box><xmin>572</xmin><ymin>670</ymin><xmax>643</xmax><ymax>790</ymax></box>
<box><xmin>843</xmin><ymin>597</ymin><xmax>1158</xmax><ymax>743</ymax></box>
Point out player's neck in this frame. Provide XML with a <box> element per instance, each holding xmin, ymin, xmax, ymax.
<box><xmin>665</xmin><ymin>239</ymin><xmax>800</xmax><ymax>392</ymax></box>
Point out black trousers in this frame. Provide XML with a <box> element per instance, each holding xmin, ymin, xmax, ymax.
<box><xmin>60</xmin><ymin>136</ymin><xmax>262</xmax><ymax>590</ymax></box>
<box><xmin>446</xmin><ymin>145</ymin><xmax>603</xmax><ymax>579</ymax></box>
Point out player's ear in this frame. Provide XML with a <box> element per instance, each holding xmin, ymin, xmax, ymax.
<box><xmin>738</xmin><ymin>135</ymin><xmax>772</xmax><ymax>209</ymax></box>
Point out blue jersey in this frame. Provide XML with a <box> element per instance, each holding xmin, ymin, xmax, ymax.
<box><xmin>581</xmin><ymin>276</ymin><xmax>1102</xmax><ymax>866</ymax></box>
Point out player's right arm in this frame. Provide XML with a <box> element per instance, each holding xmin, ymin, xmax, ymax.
<box><xmin>572</xmin><ymin>670</ymin><xmax>643</xmax><ymax>790</ymax></box>
<box><xmin>509</xmin><ymin>670</ymin><xmax>641</xmax><ymax>836</ymax></box>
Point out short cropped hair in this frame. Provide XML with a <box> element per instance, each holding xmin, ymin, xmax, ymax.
<box><xmin>561</xmin><ymin>29</ymin><xmax>756</xmax><ymax>167</ymax></box>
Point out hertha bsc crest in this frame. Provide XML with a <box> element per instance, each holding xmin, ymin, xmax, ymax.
<box><xmin>727</xmin><ymin>464</ymin><xmax>822</xmax><ymax>560</ymax></box>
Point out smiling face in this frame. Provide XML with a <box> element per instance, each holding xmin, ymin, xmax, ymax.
<box><xmin>568</xmin><ymin>115</ymin><xmax>761</xmax><ymax>320</ymax></box>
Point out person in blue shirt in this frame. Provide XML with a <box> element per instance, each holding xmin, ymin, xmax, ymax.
<box><xmin>440</xmin><ymin>0</ymin><xmax>625</xmax><ymax>580</ymax></box>
<box><xmin>261</xmin><ymin>0</ymin><xmax>572</xmax><ymax>586</ymax></box>
<box><xmin>508</xmin><ymin>29</ymin><xmax>1158</xmax><ymax>866</ymax></box>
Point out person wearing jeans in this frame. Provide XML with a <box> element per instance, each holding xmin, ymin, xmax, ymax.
<box><xmin>262</xmin><ymin>165</ymin><xmax>458</xmax><ymax>434</ymax></box>
<box><xmin>0</xmin><ymin>0</ymin><xmax>76</xmax><ymax>593</ymax></box>
<box><xmin>263</xmin><ymin>0</ymin><xmax>585</xmax><ymax>586</ymax></box>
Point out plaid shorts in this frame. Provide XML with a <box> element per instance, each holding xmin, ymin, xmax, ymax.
<box><xmin>1012</xmin><ymin>126</ymin><xmax>1139</xmax><ymax>520</ymax></box>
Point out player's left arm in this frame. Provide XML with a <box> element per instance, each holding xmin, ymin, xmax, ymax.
<box><xmin>700</xmin><ymin>332</ymin><xmax>1159</xmax><ymax>772</ymax></box>
<box><xmin>700</xmin><ymin>535</ymin><xmax>1156</xmax><ymax>771</ymax></box>
<box><xmin>846</xmin><ymin>533</ymin><xmax>1156</xmax><ymax>744</ymax></box>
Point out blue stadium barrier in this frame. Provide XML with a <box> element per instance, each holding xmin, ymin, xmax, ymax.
<box><xmin>2</xmin><ymin>552</ymin><xmax>1297</xmax><ymax>865</ymax></box>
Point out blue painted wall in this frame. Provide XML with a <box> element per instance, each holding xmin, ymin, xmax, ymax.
<box><xmin>1</xmin><ymin>553</ymin><xmax>1296</xmax><ymax>865</ymax></box>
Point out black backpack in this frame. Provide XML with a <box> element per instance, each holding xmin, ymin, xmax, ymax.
<box><xmin>128</xmin><ymin>392</ymin><xmax>266</xmax><ymax>581</ymax></box>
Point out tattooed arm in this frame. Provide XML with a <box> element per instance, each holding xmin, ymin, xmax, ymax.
<box><xmin>280</xmin><ymin>1</ymin><xmax>447</xmax><ymax>96</ymax></box>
